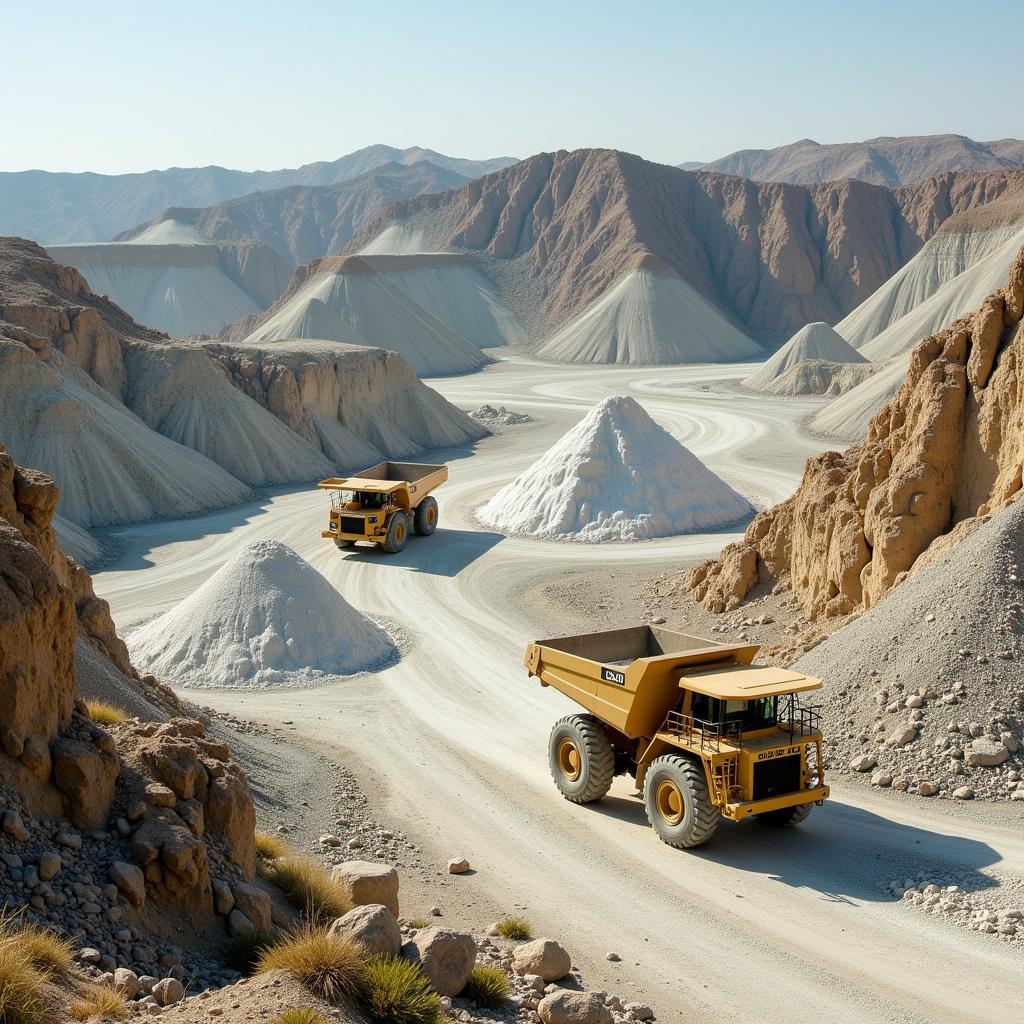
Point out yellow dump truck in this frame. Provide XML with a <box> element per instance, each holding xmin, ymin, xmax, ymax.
<box><xmin>319</xmin><ymin>461</ymin><xmax>447</xmax><ymax>554</ymax></box>
<box><xmin>524</xmin><ymin>626</ymin><xmax>828</xmax><ymax>848</ymax></box>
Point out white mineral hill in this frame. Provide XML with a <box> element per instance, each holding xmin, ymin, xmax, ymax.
<box><xmin>478</xmin><ymin>394</ymin><xmax>753</xmax><ymax>541</ymax></box>
<box><xmin>741</xmin><ymin>321</ymin><xmax>866</xmax><ymax>392</ymax></box>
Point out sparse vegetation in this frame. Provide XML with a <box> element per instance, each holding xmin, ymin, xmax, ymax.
<box><xmin>461</xmin><ymin>964</ymin><xmax>509</xmax><ymax>1009</ymax></box>
<box><xmin>225</xmin><ymin>930</ymin><xmax>277</xmax><ymax>974</ymax></box>
<box><xmin>257</xmin><ymin>926</ymin><xmax>363</xmax><ymax>1003</ymax></box>
<box><xmin>84</xmin><ymin>699</ymin><xmax>127</xmax><ymax>726</ymax></box>
<box><xmin>357</xmin><ymin>955</ymin><xmax>439</xmax><ymax>1024</ymax></box>
<box><xmin>263</xmin><ymin>855</ymin><xmax>351</xmax><ymax>923</ymax></box>
<box><xmin>255</xmin><ymin>830</ymin><xmax>291</xmax><ymax>863</ymax></box>
<box><xmin>405</xmin><ymin>917</ymin><xmax>432</xmax><ymax>929</ymax></box>
<box><xmin>68</xmin><ymin>985</ymin><xmax>127</xmax><ymax>1021</ymax></box>
<box><xmin>2</xmin><ymin>918</ymin><xmax>74</xmax><ymax>977</ymax></box>
<box><xmin>0</xmin><ymin>942</ymin><xmax>47</xmax><ymax>1024</ymax></box>
<box><xmin>272</xmin><ymin>1011</ymin><xmax>329</xmax><ymax>1024</ymax></box>
<box><xmin>496</xmin><ymin>916</ymin><xmax>532</xmax><ymax>940</ymax></box>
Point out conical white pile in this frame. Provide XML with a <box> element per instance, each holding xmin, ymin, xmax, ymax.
<box><xmin>742</xmin><ymin>321</ymin><xmax>866</xmax><ymax>392</ymax></box>
<box><xmin>127</xmin><ymin>540</ymin><xmax>396</xmax><ymax>689</ymax></box>
<box><xmin>478</xmin><ymin>395</ymin><xmax>753</xmax><ymax>542</ymax></box>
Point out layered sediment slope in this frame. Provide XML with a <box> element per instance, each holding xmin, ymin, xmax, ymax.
<box><xmin>240</xmin><ymin>255</ymin><xmax>492</xmax><ymax>376</ymax></box>
<box><xmin>478</xmin><ymin>395</ymin><xmax>752</xmax><ymax>541</ymax></box>
<box><xmin>48</xmin><ymin>243</ymin><xmax>264</xmax><ymax>337</ymax></box>
<box><xmin>687</xmin><ymin>245</ymin><xmax>1024</xmax><ymax>624</ymax></box>
<box><xmin>742</xmin><ymin>321</ymin><xmax>865</xmax><ymax>391</ymax></box>
<box><xmin>351</xmin><ymin>149</ymin><xmax>1024</xmax><ymax>362</ymax></box>
<box><xmin>700</xmin><ymin>134</ymin><xmax>1024</xmax><ymax>186</ymax></box>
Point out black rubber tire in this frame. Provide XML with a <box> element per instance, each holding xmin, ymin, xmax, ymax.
<box><xmin>381</xmin><ymin>511</ymin><xmax>409</xmax><ymax>554</ymax></box>
<box><xmin>643</xmin><ymin>755</ymin><xmax>721</xmax><ymax>848</ymax></box>
<box><xmin>414</xmin><ymin>496</ymin><xmax>439</xmax><ymax>536</ymax></box>
<box><xmin>756</xmin><ymin>803</ymin><xmax>812</xmax><ymax>828</ymax></box>
<box><xmin>333</xmin><ymin>539</ymin><xmax>354</xmax><ymax>549</ymax></box>
<box><xmin>548</xmin><ymin>715</ymin><xmax>615</xmax><ymax>803</ymax></box>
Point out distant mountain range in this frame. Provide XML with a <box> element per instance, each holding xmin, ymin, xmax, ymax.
<box><xmin>0</xmin><ymin>146</ymin><xmax>518</xmax><ymax>244</ymax></box>
<box><xmin>684</xmin><ymin>134</ymin><xmax>1024</xmax><ymax>186</ymax></box>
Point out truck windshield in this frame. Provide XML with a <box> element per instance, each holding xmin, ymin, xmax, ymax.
<box><xmin>690</xmin><ymin>694</ymin><xmax>777</xmax><ymax>731</ymax></box>
<box><xmin>356</xmin><ymin>491</ymin><xmax>390</xmax><ymax>509</ymax></box>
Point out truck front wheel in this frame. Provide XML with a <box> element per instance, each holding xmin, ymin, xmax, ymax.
<box><xmin>381</xmin><ymin>511</ymin><xmax>409</xmax><ymax>553</ymax></box>
<box><xmin>414</xmin><ymin>496</ymin><xmax>439</xmax><ymax>536</ymax></box>
<box><xmin>548</xmin><ymin>715</ymin><xmax>615</xmax><ymax>803</ymax></box>
<box><xmin>643</xmin><ymin>755</ymin><xmax>720</xmax><ymax>848</ymax></box>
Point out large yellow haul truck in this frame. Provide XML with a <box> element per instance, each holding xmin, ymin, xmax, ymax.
<box><xmin>524</xmin><ymin>625</ymin><xmax>828</xmax><ymax>848</ymax></box>
<box><xmin>319</xmin><ymin>462</ymin><xmax>447</xmax><ymax>554</ymax></box>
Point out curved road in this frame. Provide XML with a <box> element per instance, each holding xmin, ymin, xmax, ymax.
<box><xmin>94</xmin><ymin>356</ymin><xmax>1021</xmax><ymax>1024</ymax></box>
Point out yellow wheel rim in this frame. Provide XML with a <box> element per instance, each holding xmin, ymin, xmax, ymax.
<box><xmin>427</xmin><ymin>506</ymin><xmax>437</xmax><ymax>525</ymax></box>
<box><xmin>396</xmin><ymin>523</ymin><xmax>405</xmax><ymax>542</ymax></box>
<box><xmin>557</xmin><ymin>738</ymin><xmax>582</xmax><ymax>781</ymax></box>
<box><xmin>656</xmin><ymin>780</ymin><xmax>685</xmax><ymax>825</ymax></box>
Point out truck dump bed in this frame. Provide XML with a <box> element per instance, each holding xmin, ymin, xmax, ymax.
<box><xmin>318</xmin><ymin>461</ymin><xmax>447</xmax><ymax>506</ymax></box>
<box><xmin>525</xmin><ymin>625</ymin><xmax>818</xmax><ymax>739</ymax></box>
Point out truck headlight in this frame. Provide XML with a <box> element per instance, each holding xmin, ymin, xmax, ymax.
<box><xmin>329</xmin><ymin>522</ymin><xmax>337</xmax><ymax>531</ymax></box>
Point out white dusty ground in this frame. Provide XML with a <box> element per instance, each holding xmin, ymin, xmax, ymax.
<box><xmin>92</xmin><ymin>354</ymin><xmax>1022</xmax><ymax>1024</ymax></box>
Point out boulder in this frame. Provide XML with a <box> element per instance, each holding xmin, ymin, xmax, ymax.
<box><xmin>109</xmin><ymin>860</ymin><xmax>146</xmax><ymax>908</ymax></box>
<box><xmin>538</xmin><ymin>991</ymin><xmax>613</xmax><ymax>1024</ymax></box>
<box><xmin>447</xmin><ymin>857</ymin><xmax>470</xmax><ymax>874</ymax></box>
<box><xmin>37</xmin><ymin>850</ymin><xmax>61</xmax><ymax>881</ymax></box>
<box><xmin>328</xmin><ymin>904</ymin><xmax>402</xmax><ymax>957</ymax></box>
<box><xmin>330</xmin><ymin>860</ymin><xmax>399</xmax><ymax>917</ymax></box>
<box><xmin>402</xmin><ymin>926</ymin><xmax>476</xmax><ymax>997</ymax></box>
<box><xmin>113</xmin><ymin>968</ymin><xmax>140</xmax><ymax>999</ymax></box>
<box><xmin>230</xmin><ymin>881</ymin><xmax>272</xmax><ymax>932</ymax></box>
<box><xmin>965</xmin><ymin>738</ymin><xmax>1010</xmax><ymax>767</ymax></box>
<box><xmin>849</xmin><ymin>754</ymin><xmax>876</xmax><ymax>772</ymax></box>
<box><xmin>228</xmin><ymin>910</ymin><xmax>255</xmax><ymax>937</ymax></box>
<box><xmin>152</xmin><ymin>977</ymin><xmax>185</xmax><ymax>1007</ymax></box>
<box><xmin>52</xmin><ymin>737</ymin><xmax>119</xmax><ymax>829</ymax></box>
<box><xmin>513</xmin><ymin>938</ymin><xmax>572</xmax><ymax>982</ymax></box>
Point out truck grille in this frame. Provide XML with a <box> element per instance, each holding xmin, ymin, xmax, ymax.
<box><xmin>339</xmin><ymin>516</ymin><xmax>365</xmax><ymax>534</ymax></box>
<box><xmin>752</xmin><ymin>755</ymin><xmax>801</xmax><ymax>800</ymax></box>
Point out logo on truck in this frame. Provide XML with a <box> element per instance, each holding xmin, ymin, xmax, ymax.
<box><xmin>601</xmin><ymin>667</ymin><xmax>626</xmax><ymax>686</ymax></box>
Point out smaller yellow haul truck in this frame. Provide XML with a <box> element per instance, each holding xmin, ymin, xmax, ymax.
<box><xmin>524</xmin><ymin>625</ymin><xmax>829</xmax><ymax>848</ymax></box>
<box><xmin>319</xmin><ymin>461</ymin><xmax>447</xmax><ymax>554</ymax></box>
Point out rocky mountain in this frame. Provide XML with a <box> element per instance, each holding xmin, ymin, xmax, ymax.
<box><xmin>0</xmin><ymin>146</ymin><xmax>518</xmax><ymax>244</ymax></box>
<box><xmin>699</xmin><ymin>134</ymin><xmax>1024</xmax><ymax>186</ymax></box>
<box><xmin>0</xmin><ymin>238</ymin><xmax>485</xmax><ymax>532</ymax></box>
<box><xmin>350</xmin><ymin>148</ymin><xmax>1024</xmax><ymax>359</ymax></box>
<box><xmin>688</xmin><ymin>243</ymin><xmax>1024</xmax><ymax>623</ymax></box>
<box><xmin>118</xmin><ymin>160</ymin><xmax>472</xmax><ymax>270</ymax></box>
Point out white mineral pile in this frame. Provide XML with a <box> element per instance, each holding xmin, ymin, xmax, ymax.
<box><xmin>742</xmin><ymin>321</ymin><xmax>866</xmax><ymax>392</ymax></box>
<box><xmin>793</xmin><ymin>500</ymin><xmax>1024</xmax><ymax>801</ymax></box>
<box><xmin>478</xmin><ymin>395</ymin><xmax>753</xmax><ymax>541</ymax></box>
<box><xmin>0</xmin><ymin>339</ymin><xmax>250</xmax><ymax>528</ymax></box>
<box><xmin>244</xmin><ymin>256</ymin><xmax>490</xmax><ymax>376</ymax></box>
<box><xmin>128</xmin><ymin>540</ymin><xmax>397</xmax><ymax>689</ymax></box>
<box><xmin>533</xmin><ymin>262</ymin><xmax>762</xmax><ymax>365</ymax></box>
<box><xmin>355</xmin><ymin>255</ymin><xmax>526</xmax><ymax>348</ymax></box>
<box><xmin>122</xmin><ymin>344</ymin><xmax>333</xmax><ymax>486</ymax></box>
<box><xmin>836</xmin><ymin>205</ymin><xmax>1024</xmax><ymax>361</ymax></box>
<box><xmin>48</xmin><ymin>243</ymin><xmax>261</xmax><ymax>337</ymax></box>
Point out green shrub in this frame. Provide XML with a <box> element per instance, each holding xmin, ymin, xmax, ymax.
<box><xmin>495</xmin><ymin>916</ymin><xmax>531</xmax><ymax>940</ymax></box>
<box><xmin>405</xmin><ymin>918</ymin><xmax>432</xmax><ymax>930</ymax></box>
<box><xmin>461</xmin><ymin>964</ymin><xmax>509</xmax><ymax>1009</ymax></box>
<box><xmin>257</xmin><ymin>926</ymin><xmax>362</xmax><ymax>1004</ymax></box>
<box><xmin>225</xmin><ymin>930</ymin><xmax>276</xmax><ymax>974</ymax></box>
<box><xmin>358</xmin><ymin>955</ymin><xmax>439</xmax><ymax>1024</ymax></box>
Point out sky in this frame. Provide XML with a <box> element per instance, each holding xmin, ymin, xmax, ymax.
<box><xmin>4</xmin><ymin>0</ymin><xmax>1020</xmax><ymax>174</ymax></box>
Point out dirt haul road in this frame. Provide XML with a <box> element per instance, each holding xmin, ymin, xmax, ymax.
<box><xmin>94</xmin><ymin>356</ymin><xmax>1022</xmax><ymax>1024</ymax></box>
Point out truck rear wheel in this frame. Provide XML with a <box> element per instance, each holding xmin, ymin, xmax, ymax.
<box><xmin>414</xmin><ymin>496</ymin><xmax>439</xmax><ymax>536</ymax></box>
<box><xmin>381</xmin><ymin>511</ymin><xmax>409</xmax><ymax>553</ymax></box>
<box><xmin>757</xmin><ymin>803</ymin><xmax>812</xmax><ymax>827</ymax></box>
<box><xmin>643</xmin><ymin>755</ymin><xmax>720</xmax><ymax>848</ymax></box>
<box><xmin>548</xmin><ymin>715</ymin><xmax>615</xmax><ymax>803</ymax></box>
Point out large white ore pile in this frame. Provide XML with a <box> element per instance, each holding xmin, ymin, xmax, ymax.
<box><xmin>478</xmin><ymin>395</ymin><xmax>753</xmax><ymax>542</ymax></box>
<box><xmin>128</xmin><ymin>540</ymin><xmax>396</xmax><ymax>689</ymax></box>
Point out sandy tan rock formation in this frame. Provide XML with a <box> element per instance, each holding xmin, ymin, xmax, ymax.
<box><xmin>687</xmin><ymin>245</ymin><xmax>1024</xmax><ymax>619</ymax></box>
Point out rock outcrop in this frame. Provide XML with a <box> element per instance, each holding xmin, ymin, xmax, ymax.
<box><xmin>686</xmin><ymin>245</ymin><xmax>1024</xmax><ymax>619</ymax></box>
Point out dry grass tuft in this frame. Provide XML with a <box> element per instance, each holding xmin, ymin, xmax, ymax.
<box><xmin>13</xmin><ymin>923</ymin><xmax>75</xmax><ymax>977</ymax></box>
<box><xmin>273</xmin><ymin>1011</ymin><xmax>329</xmax><ymax>1024</ymax></box>
<box><xmin>0</xmin><ymin>943</ymin><xmax>47</xmax><ymax>1024</ymax></box>
<box><xmin>255</xmin><ymin>831</ymin><xmax>292</xmax><ymax>863</ymax></box>
<box><xmin>460</xmin><ymin>964</ymin><xmax>509</xmax><ymax>1009</ymax></box>
<box><xmin>84</xmin><ymin>700</ymin><xmax>127</xmax><ymax>726</ymax></box>
<box><xmin>68</xmin><ymin>985</ymin><xmax>128</xmax><ymax>1021</ymax></box>
<box><xmin>495</xmin><ymin>916</ymin><xmax>532</xmax><ymax>940</ymax></box>
<box><xmin>257</xmin><ymin>926</ymin><xmax>363</xmax><ymax>1004</ymax></box>
<box><xmin>264</xmin><ymin>856</ymin><xmax>351</xmax><ymax>923</ymax></box>
<box><xmin>358</xmin><ymin>955</ymin><xmax>439</xmax><ymax>1024</ymax></box>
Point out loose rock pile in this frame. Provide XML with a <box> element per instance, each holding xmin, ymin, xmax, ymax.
<box><xmin>471</xmin><ymin>404</ymin><xmax>535</xmax><ymax>426</ymax></box>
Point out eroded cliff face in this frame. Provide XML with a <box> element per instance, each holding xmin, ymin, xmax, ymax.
<box><xmin>687</xmin><ymin>245</ymin><xmax>1024</xmax><ymax>619</ymax></box>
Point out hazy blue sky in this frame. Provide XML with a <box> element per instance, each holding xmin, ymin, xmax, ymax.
<box><xmin>6</xmin><ymin>0</ymin><xmax>1019</xmax><ymax>174</ymax></box>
